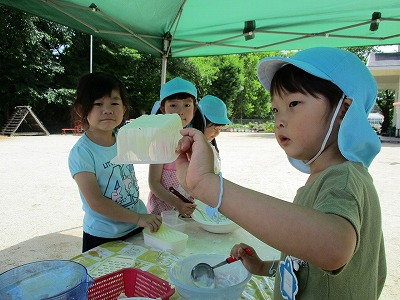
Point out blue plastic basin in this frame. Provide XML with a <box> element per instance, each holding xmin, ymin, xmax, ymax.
<box><xmin>0</xmin><ymin>260</ymin><xmax>94</xmax><ymax>300</ymax></box>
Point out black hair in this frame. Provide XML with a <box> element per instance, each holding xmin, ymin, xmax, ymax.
<box><xmin>204</xmin><ymin>116</ymin><xmax>227</xmax><ymax>153</ymax></box>
<box><xmin>72</xmin><ymin>72</ymin><xmax>129</xmax><ymax>130</ymax></box>
<box><xmin>191</xmin><ymin>110</ymin><xmax>205</xmax><ymax>133</ymax></box>
<box><xmin>270</xmin><ymin>64</ymin><xmax>343</xmax><ymax>110</ymax></box>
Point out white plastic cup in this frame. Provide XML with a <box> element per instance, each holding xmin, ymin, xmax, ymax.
<box><xmin>161</xmin><ymin>210</ymin><xmax>179</xmax><ymax>226</ymax></box>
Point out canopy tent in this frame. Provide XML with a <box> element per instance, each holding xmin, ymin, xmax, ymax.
<box><xmin>1</xmin><ymin>0</ymin><xmax>400</xmax><ymax>82</ymax></box>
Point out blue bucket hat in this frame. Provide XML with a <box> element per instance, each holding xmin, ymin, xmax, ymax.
<box><xmin>257</xmin><ymin>47</ymin><xmax>381</xmax><ymax>173</ymax></box>
<box><xmin>198</xmin><ymin>95</ymin><xmax>232</xmax><ymax>125</ymax></box>
<box><xmin>160</xmin><ymin>77</ymin><xmax>197</xmax><ymax>102</ymax></box>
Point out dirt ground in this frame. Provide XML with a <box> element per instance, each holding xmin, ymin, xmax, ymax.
<box><xmin>0</xmin><ymin>133</ymin><xmax>399</xmax><ymax>299</ymax></box>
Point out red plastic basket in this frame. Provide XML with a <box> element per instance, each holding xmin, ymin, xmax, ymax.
<box><xmin>87</xmin><ymin>268</ymin><xmax>175</xmax><ymax>300</ymax></box>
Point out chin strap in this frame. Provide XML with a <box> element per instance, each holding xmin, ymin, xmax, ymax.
<box><xmin>306</xmin><ymin>94</ymin><xmax>345</xmax><ymax>166</ymax></box>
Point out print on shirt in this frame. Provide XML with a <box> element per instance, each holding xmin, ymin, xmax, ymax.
<box><xmin>104</xmin><ymin>164</ymin><xmax>139</xmax><ymax>208</ymax></box>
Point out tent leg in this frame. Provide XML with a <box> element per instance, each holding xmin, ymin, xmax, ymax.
<box><xmin>161</xmin><ymin>55</ymin><xmax>167</xmax><ymax>85</ymax></box>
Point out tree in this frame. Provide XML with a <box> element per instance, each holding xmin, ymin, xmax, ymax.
<box><xmin>239</xmin><ymin>52</ymin><xmax>276</xmax><ymax>119</ymax></box>
<box><xmin>207</xmin><ymin>56</ymin><xmax>242</xmax><ymax>113</ymax></box>
<box><xmin>190</xmin><ymin>53</ymin><xmax>278</xmax><ymax>121</ymax></box>
<box><xmin>0</xmin><ymin>6</ymin><xmax>68</xmax><ymax>128</ymax></box>
<box><xmin>56</xmin><ymin>33</ymin><xmax>160</xmax><ymax>118</ymax></box>
<box><xmin>376</xmin><ymin>90</ymin><xmax>395</xmax><ymax>135</ymax></box>
<box><xmin>344</xmin><ymin>46</ymin><xmax>377</xmax><ymax>63</ymax></box>
<box><xmin>189</xmin><ymin>55</ymin><xmax>245</xmax><ymax>119</ymax></box>
<box><xmin>187</xmin><ymin>56</ymin><xmax>220</xmax><ymax>97</ymax></box>
<box><xmin>165</xmin><ymin>57</ymin><xmax>204</xmax><ymax>102</ymax></box>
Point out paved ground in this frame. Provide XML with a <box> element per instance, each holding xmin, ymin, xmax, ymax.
<box><xmin>0</xmin><ymin>133</ymin><xmax>398</xmax><ymax>298</ymax></box>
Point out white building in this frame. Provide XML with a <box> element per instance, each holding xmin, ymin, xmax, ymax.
<box><xmin>367</xmin><ymin>46</ymin><xmax>400</xmax><ymax>137</ymax></box>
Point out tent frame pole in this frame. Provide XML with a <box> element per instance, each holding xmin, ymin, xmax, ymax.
<box><xmin>161</xmin><ymin>55</ymin><xmax>167</xmax><ymax>85</ymax></box>
<box><xmin>161</xmin><ymin>32</ymin><xmax>172</xmax><ymax>85</ymax></box>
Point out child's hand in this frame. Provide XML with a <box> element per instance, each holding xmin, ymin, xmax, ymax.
<box><xmin>230</xmin><ymin>243</ymin><xmax>265</xmax><ymax>275</ymax></box>
<box><xmin>176</xmin><ymin>128</ymin><xmax>214</xmax><ymax>197</ymax></box>
<box><xmin>177</xmin><ymin>202</ymin><xmax>196</xmax><ymax>218</ymax></box>
<box><xmin>137</xmin><ymin>214</ymin><xmax>162</xmax><ymax>232</ymax></box>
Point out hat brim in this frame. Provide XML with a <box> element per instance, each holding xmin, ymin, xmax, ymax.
<box><xmin>209</xmin><ymin>116</ymin><xmax>232</xmax><ymax>125</ymax></box>
<box><xmin>257</xmin><ymin>57</ymin><xmax>333</xmax><ymax>92</ymax></box>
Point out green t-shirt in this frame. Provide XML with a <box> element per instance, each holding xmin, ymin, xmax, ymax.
<box><xmin>273</xmin><ymin>162</ymin><xmax>386</xmax><ymax>299</ymax></box>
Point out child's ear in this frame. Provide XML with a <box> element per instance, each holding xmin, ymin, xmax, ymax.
<box><xmin>339</xmin><ymin>98</ymin><xmax>352</xmax><ymax>121</ymax></box>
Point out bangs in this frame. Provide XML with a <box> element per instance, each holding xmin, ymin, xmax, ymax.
<box><xmin>90</xmin><ymin>77</ymin><xmax>121</xmax><ymax>101</ymax></box>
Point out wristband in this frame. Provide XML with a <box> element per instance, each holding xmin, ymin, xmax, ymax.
<box><xmin>205</xmin><ymin>172</ymin><xmax>224</xmax><ymax>223</ymax></box>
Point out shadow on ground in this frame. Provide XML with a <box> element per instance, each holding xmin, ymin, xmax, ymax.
<box><xmin>0</xmin><ymin>231</ymin><xmax>82</xmax><ymax>274</ymax></box>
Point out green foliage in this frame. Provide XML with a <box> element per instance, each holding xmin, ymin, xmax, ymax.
<box><xmin>189</xmin><ymin>55</ymin><xmax>241</xmax><ymax>116</ymax></box>
<box><xmin>343</xmin><ymin>46</ymin><xmax>378</xmax><ymax>63</ymax></box>
<box><xmin>53</xmin><ymin>31</ymin><xmax>163</xmax><ymax>118</ymax></box>
<box><xmin>0</xmin><ymin>6</ymin><xmax>66</xmax><ymax>126</ymax></box>
<box><xmin>45</xmin><ymin>88</ymin><xmax>75</xmax><ymax>105</ymax></box>
<box><xmin>165</xmin><ymin>57</ymin><xmax>204</xmax><ymax>102</ymax></box>
<box><xmin>127</xmin><ymin>53</ymin><xmax>162</xmax><ymax>116</ymax></box>
<box><xmin>376</xmin><ymin>90</ymin><xmax>395</xmax><ymax>135</ymax></box>
<box><xmin>239</xmin><ymin>52</ymin><xmax>270</xmax><ymax>119</ymax></box>
<box><xmin>263</xmin><ymin>121</ymin><xmax>275</xmax><ymax>133</ymax></box>
<box><xmin>208</xmin><ymin>60</ymin><xmax>242</xmax><ymax>110</ymax></box>
<box><xmin>188</xmin><ymin>56</ymin><xmax>220</xmax><ymax>91</ymax></box>
<box><xmin>190</xmin><ymin>52</ymin><xmax>282</xmax><ymax>121</ymax></box>
<box><xmin>224</xmin><ymin>120</ymin><xmax>275</xmax><ymax>133</ymax></box>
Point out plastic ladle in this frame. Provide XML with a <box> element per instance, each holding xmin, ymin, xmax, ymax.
<box><xmin>191</xmin><ymin>248</ymin><xmax>252</xmax><ymax>288</ymax></box>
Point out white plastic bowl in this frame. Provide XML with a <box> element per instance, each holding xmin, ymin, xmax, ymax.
<box><xmin>192</xmin><ymin>200</ymin><xmax>240</xmax><ymax>233</ymax></box>
<box><xmin>168</xmin><ymin>254</ymin><xmax>251</xmax><ymax>300</ymax></box>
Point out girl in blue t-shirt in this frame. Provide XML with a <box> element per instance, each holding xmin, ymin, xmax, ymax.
<box><xmin>68</xmin><ymin>72</ymin><xmax>161</xmax><ymax>252</ymax></box>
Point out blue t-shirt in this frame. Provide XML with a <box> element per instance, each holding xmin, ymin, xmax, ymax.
<box><xmin>68</xmin><ymin>133</ymin><xmax>147</xmax><ymax>238</ymax></box>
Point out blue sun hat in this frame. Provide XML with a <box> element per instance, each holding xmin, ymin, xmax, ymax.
<box><xmin>198</xmin><ymin>95</ymin><xmax>232</xmax><ymax>125</ymax></box>
<box><xmin>160</xmin><ymin>77</ymin><xmax>197</xmax><ymax>102</ymax></box>
<box><xmin>257</xmin><ymin>47</ymin><xmax>381</xmax><ymax>173</ymax></box>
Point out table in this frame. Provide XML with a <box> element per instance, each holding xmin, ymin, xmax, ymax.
<box><xmin>71</xmin><ymin>219</ymin><xmax>279</xmax><ymax>299</ymax></box>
